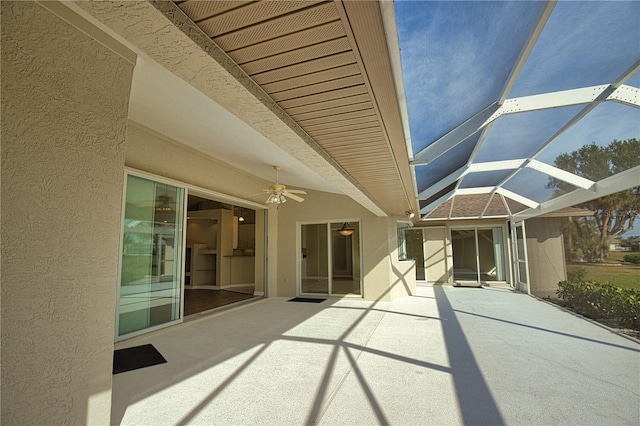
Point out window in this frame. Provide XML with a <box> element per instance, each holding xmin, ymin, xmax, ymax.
<box><xmin>397</xmin><ymin>221</ymin><xmax>412</xmax><ymax>261</ymax></box>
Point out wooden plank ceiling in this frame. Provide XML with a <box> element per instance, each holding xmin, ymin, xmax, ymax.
<box><xmin>173</xmin><ymin>0</ymin><xmax>415</xmax><ymax>217</ymax></box>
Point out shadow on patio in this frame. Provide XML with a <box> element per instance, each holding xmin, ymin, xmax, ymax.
<box><xmin>111</xmin><ymin>281</ymin><xmax>639</xmax><ymax>425</ymax></box>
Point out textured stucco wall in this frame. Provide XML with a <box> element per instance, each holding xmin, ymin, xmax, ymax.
<box><xmin>525</xmin><ymin>218</ymin><xmax>567</xmax><ymax>299</ymax></box>
<box><xmin>125</xmin><ymin>123</ymin><xmax>269</xmax><ymax>199</ymax></box>
<box><xmin>1</xmin><ymin>2</ymin><xmax>134</xmax><ymax>424</ymax></box>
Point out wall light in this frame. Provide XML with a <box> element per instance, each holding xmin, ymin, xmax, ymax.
<box><xmin>338</xmin><ymin>222</ymin><xmax>354</xmax><ymax>236</ymax></box>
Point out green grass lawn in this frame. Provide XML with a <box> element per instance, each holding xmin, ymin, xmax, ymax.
<box><xmin>605</xmin><ymin>251</ymin><xmax>635</xmax><ymax>263</ymax></box>
<box><xmin>568</xmin><ymin>251</ymin><xmax>640</xmax><ymax>290</ymax></box>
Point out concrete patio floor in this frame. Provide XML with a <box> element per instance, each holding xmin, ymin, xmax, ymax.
<box><xmin>112</xmin><ymin>285</ymin><xmax>639</xmax><ymax>425</ymax></box>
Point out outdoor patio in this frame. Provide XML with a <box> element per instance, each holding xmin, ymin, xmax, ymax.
<box><xmin>112</xmin><ymin>285</ymin><xmax>639</xmax><ymax>425</ymax></box>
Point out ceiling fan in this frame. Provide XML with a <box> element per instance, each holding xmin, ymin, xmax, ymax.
<box><xmin>262</xmin><ymin>165</ymin><xmax>306</xmax><ymax>204</ymax></box>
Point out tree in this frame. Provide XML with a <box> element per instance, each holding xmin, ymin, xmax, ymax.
<box><xmin>547</xmin><ymin>138</ymin><xmax>640</xmax><ymax>261</ymax></box>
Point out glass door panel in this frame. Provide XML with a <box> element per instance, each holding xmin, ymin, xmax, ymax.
<box><xmin>477</xmin><ymin>228</ymin><xmax>507</xmax><ymax>282</ymax></box>
<box><xmin>514</xmin><ymin>222</ymin><xmax>530</xmax><ymax>293</ymax></box>
<box><xmin>331</xmin><ymin>222</ymin><xmax>361</xmax><ymax>295</ymax></box>
<box><xmin>301</xmin><ymin>224</ymin><xmax>329</xmax><ymax>294</ymax></box>
<box><xmin>492</xmin><ymin>227</ymin><xmax>506</xmax><ymax>281</ymax></box>
<box><xmin>405</xmin><ymin>229</ymin><xmax>426</xmax><ymax>280</ymax></box>
<box><xmin>118</xmin><ymin>175</ymin><xmax>184</xmax><ymax>337</ymax></box>
<box><xmin>451</xmin><ymin>229</ymin><xmax>479</xmax><ymax>281</ymax></box>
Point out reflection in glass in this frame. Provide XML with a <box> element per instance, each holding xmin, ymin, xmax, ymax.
<box><xmin>514</xmin><ymin>224</ymin><xmax>529</xmax><ymax>291</ymax></box>
<box><xmin>301</xmin><ymin>224</ymin><xmax>329</xmax><ymax>294</ymax></box>
<box><xmin>300</xmin><ymin>223</ymin><xmax>362</xmax><ymax>295</ymax></box>
<box><xmin>405</xmin><ymin>229</ymin><xmax>426</xmax><ymax>281</ymax></box>
<box><xmin>331</xmin><ymin>222</ymin><xmax>361</xmax><ymax>295</ymax></box>
<box><xmin>451</xmin><ymin>229</ymin><xmax>479</xmax><ymax>281</ymax></box>
<box><xmin>118</xmin><ymin>175</ymin><xmax>184</xmax><ymax>337</ymax></box>
<box><xmin>397</xmin><ymin>222</ymin><xmax>411</xmax><ymax>261</ymax></box>
<box><xmin>451</xmin><ymin>228</ymin><xmax>506</xmax><ymax>283</ymax></box>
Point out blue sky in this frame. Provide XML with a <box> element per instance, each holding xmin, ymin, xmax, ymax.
<box><xmin>395</xmin><ymin>0</ymin><xmax>640</xmax><ymax>204</ymax></box>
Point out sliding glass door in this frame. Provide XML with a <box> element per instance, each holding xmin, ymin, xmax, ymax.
<box><xmin>451</xmin><ymin>226</ymin><xmax>507</xmax><ymax>284</ymax></box>
<box><xmin>301</xmin><ymin>224</ymin><xmax>329</xmax><ymax>294</ymax></box>
<box><xmin>118</xmin><ymin>175</ymin><xmax>184</xmax><ymax>337</ymax></box>
<box><xmin>300</xmin><ymin>222</ymin><xmax>361</xmax><ymax>296</ymax></box>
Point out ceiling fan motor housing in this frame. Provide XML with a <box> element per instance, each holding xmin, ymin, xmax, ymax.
<box><xmin>271</xmin><ymin>183</ymin><xmax>286</xmax><ymax>193</ymax></box>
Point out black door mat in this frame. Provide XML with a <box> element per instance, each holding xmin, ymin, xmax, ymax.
<box><xmin>288</xmin><ymin>297</ymin><xmax>326</xmax><ymax>303</ymax></box>
<box><xmin>113</xmin><ymin>343</ymin><xmax>167</xmax><ymax>374</ymax></box>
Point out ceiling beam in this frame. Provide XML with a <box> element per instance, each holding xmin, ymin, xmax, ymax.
<box><xmin>526</xmin><ymin>160</ymin><xmax>594</xmax><ymax>190</ymax></box>
<box><xmin>513</xmin><ymin>165</ymin><xmax>640</xmax><ymax>220</ymax></box>
<box><xmin>495</xmin><ymin>187</ymin><xmax>539</xmax><ymax>209</ymax></box>
<box><xmin>419</xmin><ymin>190</ymin><xmax>456</xmax><ymax>215</ymax></box>
<box><xmin>411</xmin><ymin>103</ymin><xmax>499</xmax><ymax>165</ymax></box>
<box><xmin>606</xmin><ymin>84</ymin><xmax>640</xmax><ymax>108</ymax></box>
<box><xmin>485</xmin><ymin>85</ymin><xmax>609</xmax><ymax>124</ymax></box>
<box><xmin>469</xmin><ymin>159</ymin><xmax>525</xmax><ymax>173</ymax></box>
<box><xmin>416</xmin><ymin>165</ymin><xmax>468</xmax><ymax>199</ymax></box>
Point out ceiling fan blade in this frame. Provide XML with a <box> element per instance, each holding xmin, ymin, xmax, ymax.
<box><xmin>284</xmin><ymin>192</ymin><xmax>305</xmax><ymax>202</ymax></box>
<box><xmin>286</xmin><ymin>189</ymin><xmax>306</xmax><ymax>194</ymax></box>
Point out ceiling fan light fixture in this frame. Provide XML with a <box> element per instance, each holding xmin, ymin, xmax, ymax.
<box><xmin>279</xmin><ymin>194</ymin><xmax>287</xmax><ymax>204</ymax></box>
<box><xmin>338</xmin><ymin>222</ymin><xmax>354</xmax><ymax>236</ymax></box>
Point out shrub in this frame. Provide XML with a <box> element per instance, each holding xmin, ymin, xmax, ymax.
<box><xmin>557</xmin><ymin>280</ymin><xmax>640</xmax><ymax>329</ymax></box>
<box><xmin>567</xmin><ymin>267</ymin><xmax>586</xmax><ymax>283</ymax></box>
<box><xmin>622</xmin><ymin>254</ymin><xmax>640</xmax><ymax>264</ymax></box>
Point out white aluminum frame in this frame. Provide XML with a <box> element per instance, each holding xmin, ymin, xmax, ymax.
<box><xmin>448</xmin><ymin>224</ymin><xmax>510</xmax><ymax>285</ymax></box>
<box><xmin>115</xmin><ymin>168</ymin><xmax>267</xmax><ymax>342</ymax></box>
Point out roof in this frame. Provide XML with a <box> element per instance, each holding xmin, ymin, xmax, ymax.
<box><xmin>70</xmin><ymin>1</ymin><xmax>639</xmax><ymax>221</ymax></box>
<box><xmin>396</xmin><ymin>1</ymin><xmax>640</xmax><ymax>222</ymax></box>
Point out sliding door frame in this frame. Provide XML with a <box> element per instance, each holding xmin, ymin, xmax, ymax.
<box><xmin>115</xmin><ymin>168</ymin><xmax>266</xmax><ymax>342</ymax></box>
<box><xmin>297</xmin><ymin>220</ymin><xmax>363</xmax><ymax>297</ymax></box>
<box><xmin>448</xmin><ymin>224</ymin><xmax>510</xmax><ymax>285</ymax></box>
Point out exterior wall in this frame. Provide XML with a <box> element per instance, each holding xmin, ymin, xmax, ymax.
<box><xmin>125</xmin><ymin>123</ymin><xmax>269</xmax><ymax>198</ymax></box>
<box><xmin>276</xmin><ymin>190</ymin><xmax>407</xmax><ymax>301</ymax></box>
<box><xmin>1</xmin><ymin>2</ymin><xmax>134</xmax><ymax>424</ymax></box>
<box><xmin>124</xmin><ymin>123</ymin><xmax>269</xmax><ymax>295</ymax></box>
<box><xmin>525</xmin><ymin>217</ymin><xmax>567</xmax><ymax>299</ymax></box>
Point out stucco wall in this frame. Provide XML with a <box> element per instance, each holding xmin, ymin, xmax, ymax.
<box><xmin>1</xmin><ymin>2</ymin><xmax>134</xmax><ymax>424</ymax></box>
<box><xmin>125</xmin><ymin>123</ymin><xmax>269</xmax><ymax>199</ymax></box>
<box><xmin>525</xmin><ymin>217</ymin><xmax>567</xmax><ymax>299</ymax></box>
